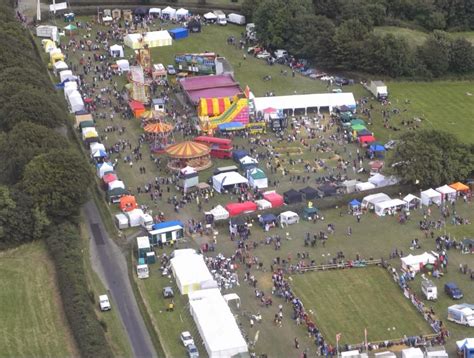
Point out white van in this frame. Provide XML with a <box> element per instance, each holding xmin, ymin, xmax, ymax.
<box><xmin>421</xmin><ymin>279</ymin><xmax>437</xmax><ymax>300</ymax></box>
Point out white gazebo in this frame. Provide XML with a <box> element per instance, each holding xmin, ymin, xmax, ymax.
<box><xmin>116</xmin><ymin>59</ymin><xmax>130</xmax><ymax>72</ymax></box>
<box><xmin>109</xmin><ymin>44</ymin><xmax>124</xmax><ymax>58</ymax></box>
<box><xmin>176</xmin><ymin>8</ymin><xmax>189</xmax><ymax>20</ymax></box>
<box><xmin>421</xmin><ymin>188</ymin><xmax>442</xmax><ymax>206</ymax></box>
<box><xmin>403</xmin><ymin>194</ymin><xmax>421</xmax><ymax>209</ymax></box>
<box><xmin>436</xmin><ymin>184</ymin><xmax>457</xmax><ymax>202</ymax></box>
<box><xmin>162</xmin><ymin>6</ymin><xmax>177</xmax><ymax>19</ymax></box>
<box><xmin>149</xmin><ymin>8</ymin><xmax>161</xmax><ymax>16</ymax></box>
<box><xmin>206</xmin><ymin>205</ymin><xmax>229</xmax><ymax>221</ymax></box>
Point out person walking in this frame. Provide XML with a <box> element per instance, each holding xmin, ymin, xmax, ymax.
<box><xmin>347</xmin><ymin>226</ymin><xmax>352</xmax><ymax>237</ymax></box>
<box><xmin>294</xmin><ymin>338</ymin><xmax>299</xmax><ymax>349</ymax></box>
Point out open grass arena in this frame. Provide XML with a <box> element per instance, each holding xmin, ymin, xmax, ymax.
<box><xmin>291</xmin><ymin>266</ymin><xmax>432</xmax><ymax>345</ymax></box>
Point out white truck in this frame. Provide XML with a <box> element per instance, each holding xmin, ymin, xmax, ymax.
<box><xmin>136</xmin><ymin>264</ymin><xmax>150</xmax><ymax>279</ymax></box>
<box><xmin>227</xmin><ymin>13</ymin><xmax>245</xmax><ymax>25</ymax></box>
<box><xmin>421</xmin><ymin>279</ymin><xmax>437</xmax><ymax>300</ymax></box>
<box><xmin>213</xmin><ymin>10</ymin><xmax>227</xmax><ymax>25</ymax></box>
<box><xmin>447</xmin><ymin>304</ymin><xmax>474</xmax><ymax>327</ymax></box>
<box><xmin>246</xmin><ymin>23</ymin><xmax>257</xmax><ymax>41</ymax></box>
<box><xmin>368</xmin><ymin>81</ymin><xmax>388</xmax><ymax>101</ymax></box>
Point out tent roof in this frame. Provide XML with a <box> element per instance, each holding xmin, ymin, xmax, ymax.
<box><xmin>421</xmin><ymin>188</ymin><xmax>442</xmax><ymax>198</ymax></box>
<box><xmin>165</xmin><ymin>141</ymin><xmax>210</xmax><ymax>158</ymax></box>
<box><xmin>171</xmin><ymin>252</ymin><xmax>214</xmax><ymax>293</ymax></box>
<box><xmin>240</xmin><ymin>155</ymin><xmax>258</xmax><ymax>164</ymax></box>
<box><xmin>253</xmin><ymin>92</ymin><xmax>356</xmax><ymax>113</ymax></box>
<box><xmin>450</xmin><ymin>182</ymin><xmax>469</xmax><ymax>192</ymax></box>
<box><xmin>213</xmin><ymin>172</ymin><xmax>248</xmax><ymax>186</ymax></box>
<box><xmin>299</xmin><ymin>186</ymin><xmax>318</xmax><ymax>195</ymax></box>
<box><xmin>110</xmin><ymin>44</ymin><xmax>123</xmax><ymax>50</ymax></box>
<box><xmin>144</xmin><ymin>30</ymin><xmax>172</xmax><ymax>41</ymax></box>
<box><xmin>218</xmin><ymin>122</ymin><xmax>245</xmax><ymax>131</ymax></box>
<box><xmin>375</xmin><ymin>198</ymin><xmax>406</xmax><ymax>210</ymax></box>
<box><xmin>436</xmin><ymin>184</ymin><xmax>456</xmax><ymax>195</ymax></box>
<box><xmin>403</xmin><ymin>194</ymin><xmax>420</xmax><ymax>203</ymax></box>
<box><xmin>208</xmin><ymin>205</ymin><xmax>229</xmax><ymax>220</ymax></box>
<box><xmin>362</xmin><ymin>193</ymin><xmax>390</xmax><ymax>204</ymax></box>
<box><xmin>203</xmin><ymin>12</ymin><xmax>217</xmax><ymax>19</ymax></box>
<box><xmin>152</xmin><ymin>220</ymin><xmax>183</xmax><ymax>230</ymax></box>
<box><xmin>248</xmin><ymin>168</ymin><xmax>266</xmax><ymax>179</ymax></box>
<box><xmin>260</xmin><ymin>213</ymin><xmax>277</xmax><ymax>222</ymax></box>
<box><xmin>359</xmin><ymin>135</ymin><xmax>376</xmax><ymax>143</ymax></box>
<box><xmin>284</xmin><ymin>189</ymin><xmax>302</xmax><ymax>197</ymax></box>
<box><xmin>349</xmin><ymin>199</ymin><xmax>361</xmax><ymax>206</ymax></box>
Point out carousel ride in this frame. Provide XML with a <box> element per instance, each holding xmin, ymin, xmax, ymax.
<box><xmin>165</xmin><ymin>141</ymin><xmax>212</xmax><ymax>171</ymax></box>
<box><xmin>142</xmin><ymin>110</ymin><xmax>174</xmax><ymax>153</ymax></box>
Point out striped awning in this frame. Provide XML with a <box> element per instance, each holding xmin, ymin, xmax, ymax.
<box><xmin>144</xmin><ymin>122</ymin><xmax>173</xmax><ymax>133</ymax></box>
<box><xmin>165</xmin><ymin>141</ymin><xmax>210</xmax><ymax>159</ymax></box>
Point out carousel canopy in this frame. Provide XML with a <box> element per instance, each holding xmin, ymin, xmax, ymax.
<box><xmin>144</xmin><ymin>122</ymin><xmax>173</xmax><ymax>133</ymax></box>
<box><xmin>165</xmin><ymin>141</ymin><xmax>210</xmax><ymax>159</ymax></box>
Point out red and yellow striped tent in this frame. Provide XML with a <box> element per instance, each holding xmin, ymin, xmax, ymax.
<box><xmin>165</xmin><ymin>141</ymin><xmax>210</xmax><ymax>159</ymax></box>
<box><xmin>198</xmin><ymin>97</ymin><xmax>231</xmax><ymax>117</ymax></box>
<box><xmin>144</xmin><ymin>122</ymin><xmax>173</xmax><ymax>133</ymax></box>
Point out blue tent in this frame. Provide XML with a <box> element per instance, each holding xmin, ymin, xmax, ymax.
<box><xmin>259</xmin><ymin>213</ymin><xmax>277</xmax><ymax>225</ymax></box>
<box><xmin>369</xmin><ymin>144</ymin><xmax>385</xmax><ymax>152</ymax></box>
<box><xmin>232</xmin><ymin>149</ymin><xmax>248</xmax><ymax>162</ymax></box>
<box><xmin>168</xmin><ymin>27</ymin><xmax>189</xmax><ymax>40</ymax></box>
<box><xmin>151</xmin><ymin>220</ymin><xmax>183</xmax><ymax>231</ymax></box>
<box><xmin>218</xmin><ymin>122</ymin><xmax>245</xmax><ymax>132</ymax></box>
<box><xmin>349</xmin><ymin>199</ymin><xmax>361</xmax><ymax>207</ymax></box>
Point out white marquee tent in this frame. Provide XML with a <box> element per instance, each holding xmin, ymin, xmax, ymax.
<box><xmin>116</xmin><ymin>59</ymin><xmax>130</xmax><ymax>72</ymax></box>
<box><xmin>253</xmin><ymin>92</ymin><xmax>357</xmax><ymax>115</ymax></box>
<box><xmin>171</xmin><ymin>250</ymin><xmax>215</xmax><ymax>294</ymax></box>
<box><xmin>247</xmin><ymin>168</ymin><xmax>268</xmax><ymax>189</ymax></box>
<box><xmin>109</xmin><ymin>44</ymin><xmax>124</xmax><ymax>58</ymax></box>
<box><xmin>212</xmin><ymin>172</ymin><xmax>248</xmax><ymax>193</ymax></box>
<box><xmin>60</xmin><ymin>70</ymin><xmax>76</xmax><ymax>83</ymax></box>
<box><xmin>368</xmin><ymin>173</ymin><xmax>398</xmax><ymax>188</ymax></box>
<box><xmin>53</xmin><ymin>60</ymin><xmax>68</xmax><ymax>74</ymax></box>
<box><xmin>436</xmin><ymin>184</ymin><xmax>457</xmax><ymax>201</ymax></box>
<box><xmin>421</xmin><ymin>188</ymin><xmax>442</xmax><ymax>206</ymax></box>
<box><xmin>361</xmin><ymin>193</ymin><xmax>390</xmax><ymax>209</ymax></box>
<box><xmin>188</xmin><ymin>288</ymin><xmax>248</xmax><ymax>358</ymax></box>
<box><xmin>342</xmin><ymin>179</ymin><xmax>361</xmax><ymax>193</ymax></box>
<box><xmin>255</xmin><ymin>199</ymin><xmax>272</xmax><ymax>210</ymax></box>
<box><xmin>149</xmin><ymin>8</ymin><xmax>161</xmax><ymax>16</ymax></box>
<box><xmin>206</xmin><ymin>205</ymin><xmax>229</xmax><ymax>221</ymax></box>
<box><xmin>108</xmin><ymin>180</ymin><xmax>125</xmax><ymax>191</ymax></box>
<box><xmin>203</xmin><ymin>12</ymin><xmax>217</xmax><ymax>21</ymax></box>
<box><xmin>90</xmin><ymin>142</ymin><xmax>106</xmax><ymax>155</ymax></box>
<box><xmin>176</xmin><ymin>8</ymin><xmax>189</xmax><ymax>19</ymax></box>
<box><xmin>67</xmin><ymin>90</ymin><xmax>85</xmax><ymax>113</ymax></box>
<box><xmin>124</xmin><ymin>33</ymin><xmax>143</xmax><ymax>49</ymax></box>
<box><xmin>144</xmin><ymin>31</ymin><xmax>172</xmax><ymax>48</ymax></box>
<box><xmin>97</xmin><ymin>162</ymin><xmax>114</xmax><ymax>178</ymax></box>
<box><xmin>355</xmin><ymin>182</ymin><xmax>376</xmax><ymax>192</ymax></box>
<box><xmin>374</xmin><ymin>199</ymin><xmax>406</xmax><ymax>216</ymax></box>
<box><xmin>64</xmin><ymin>80</ymin><xmax>78</xmax><ymax>98</ymax></box>
<box><xmin>403</xmin><ymin>194</ymin><xmax>421</xmax><ymax>209</ymax></box>
<box><xmin>401</xmin><ymin>252</ymin><xmax>437</xmax><ymax>273</ymax></box>
<box><xmin>162</xmin><ymin>6</ymin><xmax>177</xmax><ymax>19</ymax></box>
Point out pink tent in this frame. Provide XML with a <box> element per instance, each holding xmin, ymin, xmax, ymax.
<box><xmin>225</xmin><ymin>201</ymin><xmax>258</xmax><ymax>217</ymax></box>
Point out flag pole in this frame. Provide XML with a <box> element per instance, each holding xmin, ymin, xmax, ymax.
<box><xmin>364</xmin><ymin>328</ymin><xmax>368</xmax><ymax>352</ymax></box>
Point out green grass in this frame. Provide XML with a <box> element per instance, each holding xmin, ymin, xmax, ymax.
<box><xmin>80</xmin><ymin>222</ymin><xmax>133</xmax><ymax>357</ymax></box>
<box><xmin>374</xmin><ymin>26</ymin><xmax>474</xmax><ymax>45</ymax></box>
<box><xmin>0</xmin><ymin>242</ymin><xmax>77</xmax><ymax>357</ymax></box>
<box><xmin>50</xmin><ymin>16</ymin><xmax>474</xmax><ymax>356</ymax></box>
<box><xmin>292</xmin><ymin>267</ymin><xmax>432</xmax><ymax>345</ymax></box>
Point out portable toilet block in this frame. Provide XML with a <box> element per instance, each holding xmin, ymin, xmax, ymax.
<box><xmin>137</xmin><ymin>236</ymin><xmax>151</xmax><ymax>259</ymax></box>
<box><xmin>138</xmin><ymin>257</ymin><xmax>146</xmax><ymax>265</ymax></box>
<box><xmin>146</xmin><ymin>251</ymin><xmax>156</xmax><ymax>264</ymax></box>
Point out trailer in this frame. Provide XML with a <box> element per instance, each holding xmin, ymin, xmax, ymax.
<box><xmin>227</xmin><ymin>13</ymin><xmax>245</xmax><ymax>25</ymax></box>
<box><xmin>421</xmin><ymin>279</ymin><xmax>437</xmax><ymax>300</ymax></box>
<box><xmin>448</xmin><ymin>304</ymin><xmax>474</xmax><ymax>327</ymax></box>
<box><xmin>36</xmin><ymin>25</ymin><xmax>59</xmax><ymax>42</ymax></box>
<box><xmin>368</xmin><ymin>80</ymin><xmax>388</xmax><ymax>101</ymax></box>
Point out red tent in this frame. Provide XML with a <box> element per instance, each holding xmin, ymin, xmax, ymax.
<box><xmin>263</xmin><ymin>191</ymin><xmax>284</xmax><ymax>208</ymax></box>
<box><xmin>102</xmin><ymin>172</ymin><xmax>118</xmax><ymax>185</ymax></box>
<box><xmin>225</xmin><ymin>201</ymin><xmax>258</xmax><ymax>217</ymax></box>
<box><xmin>359</xmin><ymin>135</ymin><xmax>376</xmax><ymax>144</ymax></box>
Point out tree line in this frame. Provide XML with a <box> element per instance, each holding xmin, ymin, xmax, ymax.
<box><xmin>243</xmin><ymin>0</ymin><xmax>474</xmax><ymax>78</ymax></box>
<box><xmin>0</xmin><ymin>2</ymin><xmax>113</xmax><ymax>357</ymax></box>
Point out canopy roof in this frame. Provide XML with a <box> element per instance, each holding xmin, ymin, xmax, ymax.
<box><xmin>349</xmin><ymin>199</ymin><xmax>361</xmax><ymax>207</ymax></box>
<box><xmin>403</xmin><ymin>194</ymin><xmax>420</xmax><ymax>203</ymax></box>
<box><xmin>436</xmin><ymin>184</ymin><xmax>456</xmax><ymax>195</ymax></box>
<box><xmin>144</xmin><ymin>122</ymin><xmax>173</xmax><ymax>133</ymax></box>
<box><xmin>263</xmin><ymin>191</ymin><xmax>284</xmax><ymax>207</ymax></box>
<box><xmin>248</xmin><ymin>168</ymin><xmax>266</xmax><ymax>179</ymax></box>
<box><xmin>255</xmin><ymin>199</ymin><xmax>272</xmax><ymax>210</ymax></box>
<box><xmin>351</xmin><ymin>124</ymin><xmax>366</xmax><ymax>131</ymax></box>
<box><xmin>374</xmin><ymin>199</ymin><xmax>406</xmax><ymax>216</ymax></box>
<box><xmin>207</xmin><ymin>205</ymin><xmax>229</xmax><ymax>221</ymax></box>
<box><xmin>401</xmin><ymin>252</ymin><xmax>437</xmax><ymax>272</ymax></box>
<box><xmin>359</xmin><ymin>135</ymin><xmax>376</xmax><ymax>143</ymax></box>
<box><xmin>299</xmin><ymin>186</ymin><xmax>318</xmax><ymax>199</ymax></box>
<box><xmin>171</xmin><ymin>250</ymin><xmax>214</xmax><ymax>294</ymax></box>
<box><xmin>356</xmin><ymin>182</ymin><xmax>376</xmax><ymax>191</ymax></box>
<box><xmin>350</xmin><ymin>118</ymin><xmax>365</xmax><ymax>126</ymax></box>
<box><xmin>240</xmin><ymin>155</ymin><xmax>258</xmax><ymax>165</ymax></box>
<box><xmin>450</xmin><ymin>182</ymin><xmax>469</xmax><ymax>192</ymax></box>
<box><xmin>362</xmin><ymin>193</ymin><xmax>391</xmax><ymax>206</ymax></box>
<box><xmin>165</xmin><ymin>141</ymin><xmax>210</xmax><ymax>159</ymax></box>
<box><xmin>189</xmin><ymin>288</ymin><xmax>248</xmax><ymax>357</ymax></box>
<box><xmin>213</xmin><ymin>172</ymin><xmax>248</xmax><ymax>193</ymax></box>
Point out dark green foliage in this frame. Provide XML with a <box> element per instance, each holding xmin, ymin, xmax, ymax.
<box><xmin>21</xmin><ymin>149</ymin><xmax>94</xmax><ymax>220</ymax></box>
<box><xmin>46</xmin><ymin>223</ymin><xmax>113</xmax><ymax>358</ymax></box>
<box><xmin>386</xmin><ymin>130</ymin><xmax>474</xmax><ymax>187</ymax></box>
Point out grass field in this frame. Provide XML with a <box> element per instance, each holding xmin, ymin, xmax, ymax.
<box><xmin>374</xmin><ymin>26</ymin><xmax>474</xmax><ymax>45</ymax></box>
<box><xmin>50</xmin><ymin>17</ymin><xmax>474</xmax><ymax>356</ymax></box>
<box><xmin>292</xmin><ymin>267</ymin><xmax>432</xmax><ymax>345</ymax></box>
<box><xmin>0</xmin><ymin>242</ymin><xmax>77</xmax><ymax>357</ymax></box>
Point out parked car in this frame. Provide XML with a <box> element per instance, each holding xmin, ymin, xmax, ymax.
<box><xmin>274</xmin><ymin>49</ymin><xmax>288</xmax><ymax>59</ymax></box>
<box><xmin>256</xmin><ymin>51</ymin><xmax>271</xmax><ymax>59</ymax></box>
<box><xmin>384</xmin><ymin>140</ymin><xmax>398</xmax><ymax>150</ymax></box>
<box><xmin>187</xmin><ymin>343</ymin><xmax>199</xmax><ymax>358</ymax></box>
<box><xmin>320</xmin><ymin>75</ymin><xmax>334</xmax><ymax>82</ymax></box>
<box><xmin>334</xmin><ymin>76</ymin><xmax>350</xmax><ymax>85</ymax></box>
<box><xmin>180</xmin><ymin>331</ymin><xmax>195</xmax><ymax>347</ymax></box>
<box><xmin>99</xmin><ymin>294</ymin><xmax>111</xmax><ymax>311</ymax></box>
<box><xmin>163</xmin><ymin>286</ymin><xmax>174</xmax><ymax>298</ymax></box>
<box><xmin>167</xmin><ymin>65</ymin><xmax>176</xmax><ymax>75</ymax></box>
<box><xmin>445</xmin><ymin>282</ymin><xmax>463</xmax><ymax>300</ymax></box>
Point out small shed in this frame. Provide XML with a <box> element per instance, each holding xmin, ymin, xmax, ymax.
<box><xmin>179</xmin><ymin>166</ymin><xmax>198</xmax><ymax>192</ymax></box>
<box><xmin>283</xmin><ymin>189</ymin><xmax>303</xmax><ymax>204</ymax></box>
<box><xmin>137</xmin><ymin>236</ymin><xmax>151</xmax><ymax>259</ymax></box>
<box><xmin>169</xmin><ymin>27</ymin><xmax>189</xmax><ymax>40</ymax></box>
<box><xmin>299</xmin><ymin>186</ymin><xmax>318</xmax><ymax>201</ymax></box>
<box><xmin>149</xmin><ymin>221</ymin><xmax>184</xmax><ymax>245</ymax></box>
<box><xmin>247</xmin><ymin>168</ymin><xmax>268</xmax><ymax>189</ymax></box>
<box><xmin>152</xmin><ymin>98</ymin><xmax>166</xmax><ymax>112</ymax></box>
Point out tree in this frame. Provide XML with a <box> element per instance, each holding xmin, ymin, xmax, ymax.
<box><xmin>0</xmin><ymin>185</ymin><xmax>15</xmax><ymax>245</ymax></box>
<box><xmin>449</xmin><ymin>37</ymin><xmax>474</xmax><ymax>73</ymax></box>
<box><xmin>241</xmin><ymin>0</ymin><xmax>262</xmax><ymax>21</ymax></box>
<box><xmin>20</xmin><ymin>149</ymin><xmax>94</xmax><ymax>220</ymax></box>
<box><xmin>0</xmin><ymin>122</ymin><xmax>69</xmax><ymax>184</ymax></box>
<box><xmin>387</xmin><ymin>130</ymin><xmax>474</xmax><ymax>187</ymax></box>
<box><xmin>416</xmin><ymin>32</ymin><xmax>451</xmax><ymax>77</ymax></box>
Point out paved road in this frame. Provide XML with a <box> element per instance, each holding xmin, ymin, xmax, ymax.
<box><xmin>84</xmin><ymin>200</ymin><xmax>157</xmax><ymax>358</ymax></box>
